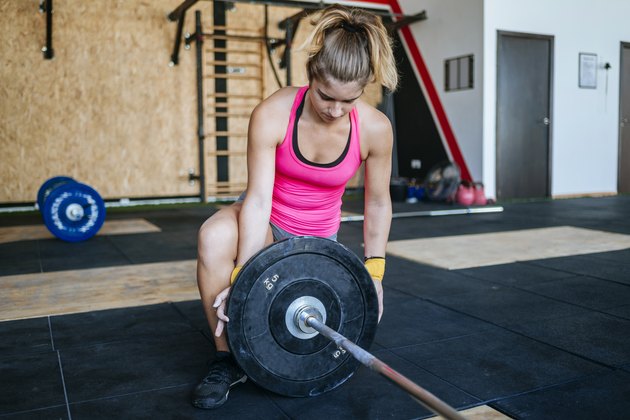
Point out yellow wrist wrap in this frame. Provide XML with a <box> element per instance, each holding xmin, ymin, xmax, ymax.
<box><xmin>230</xmin><ymin>265</ymin><xmax>242</xmax><ymax>285</ymax></box>
<box><xmin>364</xmin><ymin>258</ymin><xmax>385</xmax><ymax>281</ymax></box>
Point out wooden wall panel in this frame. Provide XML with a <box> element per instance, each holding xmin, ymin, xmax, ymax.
<box><xmin>0</xmin><ymin>0</ymin><xmax>208</xmax><ymax>203</ymax></box>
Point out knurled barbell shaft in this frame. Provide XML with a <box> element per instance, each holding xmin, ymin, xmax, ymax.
<box><xmin>304</xmin><ymin>314</ymin><xmax>466</xmax><ymax>420</ymax></box>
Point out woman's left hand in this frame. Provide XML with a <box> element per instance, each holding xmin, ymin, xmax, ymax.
<box><xmin>213</xmin><ymin>286</ymin><xmax>231</xmax><ymax>337</ymax></box>
<box><xmin>373</xmin><ymin>278</ymin><xmax>383</xmax><ymax>322</ymax></box>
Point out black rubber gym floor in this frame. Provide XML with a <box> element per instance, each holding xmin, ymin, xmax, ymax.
<box><xmin>2</xmin><ymin>196</ymin><xmax>630</xmax><ymax>419</ymax></box>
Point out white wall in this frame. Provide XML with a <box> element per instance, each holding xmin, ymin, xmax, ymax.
<box><xmin>484</xmin><ymin>0</ymin><xmax>630</xmax><ymax>198</ymax></box>
<box><xmin>398</xmin><ymin>0</ymin><xmax>485</xmax><ymax>182</ymax></box>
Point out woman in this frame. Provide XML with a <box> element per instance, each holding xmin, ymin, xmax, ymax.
<box><xmin>192</xmin><ymin>4</ymin><xmax>398</xmax><ymax>409</ymax></box>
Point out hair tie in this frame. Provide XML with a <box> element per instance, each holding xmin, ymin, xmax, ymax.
<box><xmin>341</xmin><ymin>22</ymin><xmax>359</xmax><ymax>33</ymax></box>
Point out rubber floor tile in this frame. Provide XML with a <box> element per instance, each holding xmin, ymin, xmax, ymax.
<box><xmin>381</xmin><ymin>286</ymin><xmax>423</xmax><ymax>307</ymax></box>
<box><xmin>529</xmin><ymin>255</ymin><xmax>630</xmax><ymax>285</ymax></box>
<box><xmin>140</xmin><ymin>212</ymin><xmax>206</xmax><ymax>233</ymax></box>
<box><xmin>492</xmin><ymin>369</ymin><xmax>630</xmax><ymax>420</ymax></box>
<box><xmin>171</xmin><ymin>300</ymin><xmax>214</xmax><ymax>338</ymax></box>
<box><xmin>604</xmin><ymin>304</ymin><xmax>630</xmax><ymax>320</ymax></box>
<box><xmin>386</xmin><ymin>258</ymin><xmax>502</xmax><ymax>299</ymax></box>
<box><xmin>0</xmin><ymin>240</ymin><xmax>41</xmax><ymax>276</ymax></box>
<box><xmin>457</xmin><ymin>261</ymin><xmax>574</xmax><ymax>287</ymax></box>
<box><xmin>69</xmin><ymin>382</ymin><xmax>286</xmax><ymax>420</ymax></box>
<box><xmin>0</xmin><ymin>316</ymin><xmax>51</xmax><ymax>357</ymax></box>
<box><xmin>38</xmin><ymin>236</ymin><xmax>130</xmax><ymax>272</ymax></box>
<box><xmin>0</xmin><ymin>238</ymin><xmax>39</xmax><ymax>256</ymax></box>
<box><xmin>510</xmin><ymin>311</ymin><xmax>630</xmax><ymax>367</ymax></box>
<box><xmin>0</xmin><ymin>351</ymin><xmax>66</xmax><ymax>415</ymax></box>
<box><xmin>391</xmin><ymin>329</ymin><xmax>609</xmax><ymax>401</ymax></box>
<box><xmin>387</xmin><ymin>217</ymin><xmax>526</xmax><ymax>242</ymax></box>
<box><xmin>51</xmin><ymin>303</ymin><xmax>198</xmax><ymax>349</ymax></box>
<box><xmin>582</xmin><ymin>248</ymin><xmax>630</xmax><ymax>264</ymax></box>
<box><xmin>0</xmin><ymin>213</ymin><xmax>41</xmax><ymax>227</ymax></box>
<box><xmin>0</xmin><ymin>405</ymin><xmax>69</xmax><ymax>419</ymax></box>
<box><xmin>268</xmin><ymin>349</ymin><xmax>478</xmax><ymax>420</ymax></box>
<box><xmin>59</xmin><ymin>332</ymin><xmax>212</xmax><ymax>403</ymax></box>
<box><xmin>375</xmin><ymin>297</ymin><xmax>497</xmax><ymax>349</ymax></box>
<box><xmin>430</xmin><ymin>284</ymin><xmax>587</xmax><ymax>327</ymax></box>
<box><xmin>515</xmin><ymin>275</ymin><xmax>630</xmax><ymax>310</ymax></box>
<box><xmin>0</xmin><ymin>259</ymin><xmax>41</xmax><ymax>276</ymax></box>
<box><xmin>108</xmin><ymin>230</ymin><xmax>197</xmax><ymax>264</ymax></box>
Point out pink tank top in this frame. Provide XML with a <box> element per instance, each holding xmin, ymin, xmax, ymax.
<box><xmin>270</xmin><ymin>86</ymin><xmax>362</xmax><ymax>237</ymax></box>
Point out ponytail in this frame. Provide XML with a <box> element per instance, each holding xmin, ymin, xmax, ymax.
<box><xmin>303</xmin><ymin>4</ymin><xmax>398</xmax><ymax>92</ymax></box>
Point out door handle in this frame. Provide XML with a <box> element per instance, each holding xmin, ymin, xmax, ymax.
<box><xmin>542</xmin><ymin>117</ymin><xmax>550</xmax><ymax>125</ymax></box>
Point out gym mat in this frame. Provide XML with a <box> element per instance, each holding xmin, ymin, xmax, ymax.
<box><xmin>491</xmin><ymin>369</ymin><xmax>630</xmax><ymax>420</ymax></box>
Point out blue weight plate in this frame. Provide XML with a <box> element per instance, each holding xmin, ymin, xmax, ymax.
<box><xmin>227</xmin><ymin>236</ymin><xmax>378</xmax><ymax>397</ymax></box>
<box><xmin>36</xmin><ymin>176</ymin><xmax>75</xmax><ymax>210</ymax></box>
<box><xmin>42</xmin><ymin>182</ymin><xmax>106</xmax><ymax>242</ymax></box>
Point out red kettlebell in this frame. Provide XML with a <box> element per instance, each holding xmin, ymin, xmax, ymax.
<box><xmin>456</xmin><ymin>182</ymin><xmax>475</xmax><ymax>206</ymax></box>
<box><xmin>474</xmin><ymin>182</ymin><xmax>487</xmax><ymax>205</ymax></box>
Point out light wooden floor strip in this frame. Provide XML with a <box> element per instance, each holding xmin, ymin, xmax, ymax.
<box><xmin>0</xmin><ymin>218</ymin><xmax>161</xmax><ymax>244</ymax></box>
<box><xmin>431</xmin><ymin>405</ymin><xmax>512</xmax><ymax>419</ymax></box>
<box><xmin>387</xmin><ymin>226</ymin><xmax>630</xmax><ymax>270</ymax></box>
<box><xmin>0</xmin><ymin>260</ymin><xmax>198</xmax><ymax>321</ymax></box>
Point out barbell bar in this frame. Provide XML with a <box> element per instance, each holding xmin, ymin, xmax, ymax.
<box><xmin>298</xmin><ymin>306</ymin><xmax>466</xmax><ymax>420</ymax></box>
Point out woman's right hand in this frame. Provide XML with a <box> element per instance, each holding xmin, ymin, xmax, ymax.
<box><xmin>213</xmin><ymin>286</ymin><xmax>231</xmax><ymax>337</ymax></box>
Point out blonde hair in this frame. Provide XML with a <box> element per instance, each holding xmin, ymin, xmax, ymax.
<box><xmin>303</xmin><ymin>4</ymin><xmax>398</xmax><ymax>92</ymax></box>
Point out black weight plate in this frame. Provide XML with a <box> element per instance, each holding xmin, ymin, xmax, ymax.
<box><xmin>227</xmin><ymin>236</ymin><xmax>378</xmax><ymax>397</ymax></box>
<box><xmin>36</xmin><ymin>176</ymin><xmax>75</xmax><ymax>210</ymax></box>
<box><xmin>42</xmin><ymin>182</ymin><xmax>106</xmax><ymax>242</ymax></box>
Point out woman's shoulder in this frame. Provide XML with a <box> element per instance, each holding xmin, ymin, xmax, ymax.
<box><xmin>249</xmin><ymin>87</ymin><xmax>302</xmax><ymax>142</ymax></box>
<box><xmin>256</xmin><ymin>86</ymin><xmax>302</xmax><ymax>113</ymax></box>
<box><xmin>356</xmin><ymin>100</ymin><xmax>392</xmax><ymax>138</ymax></box>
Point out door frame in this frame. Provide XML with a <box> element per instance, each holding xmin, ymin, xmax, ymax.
<box><xmin>495</xmin><ymin>30</ymin><xmax>555</xmax><ymax>199</ymax></box>
<box><xmin>618</xmin><ymin>41</ymin><xmax>630</xmax><ymax>193</ymax></box>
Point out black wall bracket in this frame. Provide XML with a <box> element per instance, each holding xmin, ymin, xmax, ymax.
<box><xmin>167</xmin><ymin>0</ymin><xmax>200</xmax><ymax>66</ymax></box>
<box><xmin>39</xmin><ymin>0</ymin><xmax>54</xmax><ymax>59</ymax></box>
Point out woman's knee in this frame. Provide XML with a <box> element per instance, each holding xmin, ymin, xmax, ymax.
<box><xmin>197</xmin><ymin>208</ymin><xmax>239</xmax><ymax>260</ymax></box>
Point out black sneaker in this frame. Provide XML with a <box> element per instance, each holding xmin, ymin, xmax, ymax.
<box><xmin>192</xmin><ymin>355</ymin><xmax>247</xmax><ymax>409</ymax></box>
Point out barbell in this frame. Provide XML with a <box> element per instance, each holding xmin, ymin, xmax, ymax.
<box><xmin>227</xmin><ymin>236</ymin><xmax>465</xmax><ymax>420</ymax></box>
<box><xmin>36</xmin><ymin>176</ymin><xmax>106</xmax><ymax>242</ymax></box>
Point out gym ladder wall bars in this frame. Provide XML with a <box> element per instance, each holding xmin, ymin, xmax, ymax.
<box><xmin>171</xmin><ymin>1</ymin><xmax>268</xmax><ymax>200</ymax></box>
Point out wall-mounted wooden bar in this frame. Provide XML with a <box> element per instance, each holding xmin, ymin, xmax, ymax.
<box><xmin>205</xmin><ymin>48</ymin><xmax>260</xmax><ymax>55</ymax></box>
<box><xmin>211</xmin><ymin>25</ymin><xmax>262</xmax><ymax>32</ymax></box>
<box><xmin>206</xmin><ymin>131</ymin><xmax>248</xmax><ymax>137</ymax></box>
<box><xmin>202</xmin><ymin>33</ymin><xmax>267</xmax><ymax>42</ymax></box>
<box><xmin>206</xmin><ymin>103</ymin><xmax>256</xmax><ymax>110</ymax></box>
<box><xmin>207</xmin><ymin>150</ymin><xmax>247</xmax><ymax>157</ymax></box>
<box><xmin>206</xmin><ymin>61</ymin><xmax>262</xmax><ymax>68</ymax></box>
<box><xmin>204</xmin><ymin>74</ymin><xmax>262</xmax><ymax>81</ymax></box>
<box><xmin>207</xmin><ymin>92</ymin><xmax>261</xmax><ymax>100</ymax></box>
<box><xmin>206</xmin><ymin>182</ymin><xmax>248</xmax><ymax>195</ymax></box>
<box><xmin>207</xmin><ymin>112</ymin><xmax>252</xmax><ymax>118</ymax></box>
